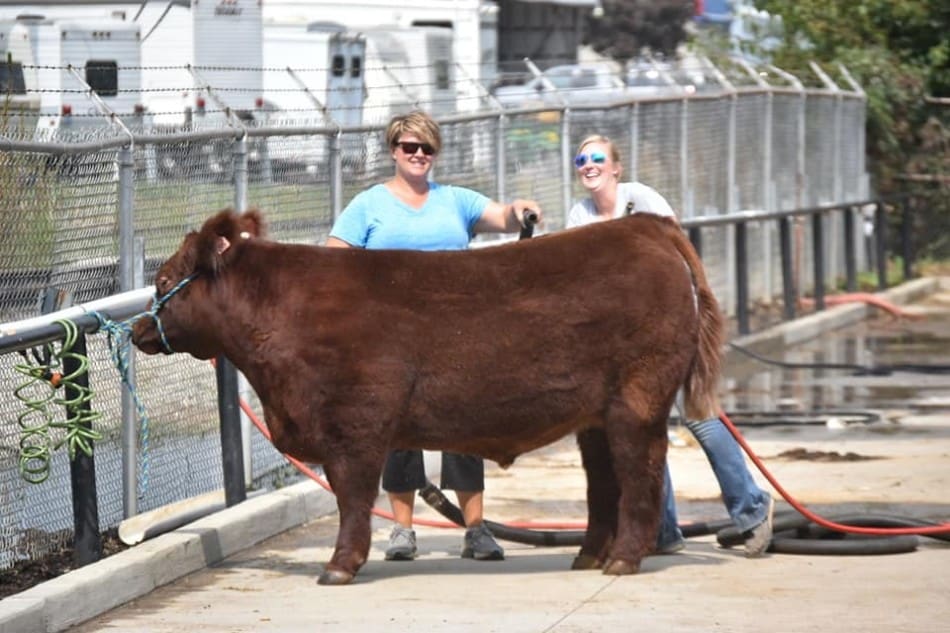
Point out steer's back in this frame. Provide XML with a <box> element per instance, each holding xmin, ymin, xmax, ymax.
<box><xmin>280</xmin><ymin>214</ymin><xmax>700</xmax><ymax>463</ymax></box>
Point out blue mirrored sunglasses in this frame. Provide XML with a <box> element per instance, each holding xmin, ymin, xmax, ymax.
<box><xmin>574</xmin><ymin>151</ymin><xmax>607</xmax><ymax>168</ymax></box>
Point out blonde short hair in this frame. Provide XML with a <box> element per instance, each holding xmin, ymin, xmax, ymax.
<box><xmin>385</xmin><ymin>110</ymin><xmax>442</xmax><ymax>154</ymax></box>
<box><xmin>576</xmin><ymin>134</ymin><xmax>622</xmax><ymax>164</ymax></box>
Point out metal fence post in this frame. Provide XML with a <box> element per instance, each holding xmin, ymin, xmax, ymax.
<box><xmin>330</xmin><ymin>131</ymin><xmax>344</xmax><ymax>221</ymax></box>
<box><xmin>495</xmin><ymin>113</ymin><xmax>506</xmax><ymax>202</ymax></box>
<box><xmin>233</xmin><ymin>134</ymin><xmax>248</xmax><ymax>211</ymax></box>
<box><xmin>779</xmin><ymin>216</ymin><xmax>796</xmax><ymax>320</ymax></box>
<box><xmin>812</xmin><ymin>213</ymin><xmax>826</xmax><ymax>310</ymax></box>
<box><xmin>117</xmin><ymin>144</ymin><xmax>139</xmax><ymax>518</ymax></box>
<box><xmin>901</xmin><ymin>196</ymin><xmax>914</xmax><ymax>281</ymax></box>
<box><xmin>560</xmin><ymin>110</ymin><xmax>572</xmax><ymax>224</ymax></box>
<box><xmin>844</xmin><ymin>206</ymin><xmax>857</xmax><ymax>292</ymax></box>
<box><xmin>688</xmin><ymin>226</ymin><xmax>702</xmax><ymax>258</ymax></box>
<box><xmin>216</xmin><ymin>356</ymin><xmax>247</xmax><ymax>507</ymax></box>
<box><xmin>875</xmin><ymin>200</ymin><xmax>888</xmax><ymax>290</ymax></box>
<box><xmin>64</xmin><ymin>331</ymin><xmax>103</xmax><ymax>567</ymax></box>
<box><xmin>735</xmin><ymin>221</ymin><xmax>750</xmax><ymax>335</ymax></box>
<box><xmin>231</xmin><ymin>134</ymin><xmax>252</xmax><ymax>486</ymax></box>
<box><xmin>628</xmin><ymin>102</ymin><xmax>639</xmax><ymax>181</ymax></box>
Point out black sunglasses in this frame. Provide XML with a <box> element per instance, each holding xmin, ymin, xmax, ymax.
<box><xmin>395</xmin><ymin>141</ymin><xmax>436</xmax><ymax>156</ymax></box>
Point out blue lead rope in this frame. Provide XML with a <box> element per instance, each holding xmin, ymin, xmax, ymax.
<box><xmin>88</xmin><ymin>272</ymin><xmax>198</xmax><ymax>499</ymax></box>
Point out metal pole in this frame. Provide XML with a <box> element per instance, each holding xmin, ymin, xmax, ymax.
<box><xmin>233</xmin><ymin>134</ymin><xmax>248</xmax><ymax>212</ymax></box>
<box><xmin>688</xmin><ymin>226</ymin><xmax>702</xmax><ymax>258</ymax></box>
<box><xmin>779</xmin><ymin>216</ymin><xmax>796</xmax><ymax>320</ymax></box>
<box><xmin>495</xmin><ymin>113</ymin><xmax>506</xmax><ymax>202</ymax></box>
<box><xmin>560</xmin><ymin>110</ymin><xmax>572</xmax><ymax>225</ymax></box>
<box><xmin>330</xmin><ymin>131</ymin><xmax>344</xmax><ymax>221</ymax></box>
<box><xmin>875</xmin><ymin>200</ymin><xmax>888</xmax><ymax>290</ymax></box>
<box><xmin>844</xmin><ymin>206</ymin><xmax>857</xmax><ymax>292</ymax></box>
<box><xmin>812</xmin><ymin>213</ymin><xmax>826</xmax><ymax>311</ymax></box>
<box><xmin>629</xmin><ymin>103</ymin><xmax>639</xmax><ymax>181</ymax></box>
<box><xmin>735</xmin><ymin>221</ymin><xmax>750</xmax><ymax>335</ymax></box>
<box><xmin>117</xmin><ymin>144</ymin><xmax>139</xmax><ymax>518</ymax></box>
<box><xmin>65</xmin><ymin>332</ymin><xmax>103</xmax><ymax>567</ymax></box>
<box><xmin>231</xmin><ymin>134</ymin><xmax>252</xmax><ymax>486</ymax></box>
<box><xmin>901</xmin><ymin>196</ymin><xmax>913</xmax><ymax>281</ymax></box>
<box><xmin>216</xmin><ymin>356</ymin><xmax>247</xmax><ymax>507</ymax></box>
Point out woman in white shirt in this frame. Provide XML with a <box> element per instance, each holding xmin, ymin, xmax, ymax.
<box><xmin>567</xmin><ymin>134</ymin><xmax>774</xmax><ymax>557</ymax></box>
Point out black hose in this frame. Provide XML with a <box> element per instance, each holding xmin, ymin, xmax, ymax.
<box><xmin>717</xmin><ymin>513</ymin><xmax>948</xmax><ymax>554</ymax></box>
<box><xmin>419</xmin><ymin>482</ymin><xmax>585</xmax><ymax>546</ymax></box>
<box><xmin>728</xmin><ymin>341</ymin><xmax>950</xmax><ymax>375</ymax></box>
<box><xmin>422</xmin><ymin>481</ymin><xmax>947</xmax><ymax>555</ymax></box>
<box><xmin>720</xmin><ymin>409</ymin><xmax>882</xmax><ymax>427</ymax></box>
<box><xmin>768</xmin><ymin>531</ymin><xmax>919</xmax><ymax>556</ymax></box>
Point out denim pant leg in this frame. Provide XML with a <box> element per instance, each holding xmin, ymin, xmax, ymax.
<box><xmin>685</xmin><ymin>417</ymin><xmax>770</xmax><ymax>532</ymax></box>
<box><xmin>656</xmin><ymin>462</ymin><xmax>684</xmax><ymax>548</ymax></box>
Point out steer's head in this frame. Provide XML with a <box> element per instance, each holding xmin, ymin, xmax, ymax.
<box><xmin>131</xmin><ymin>208</ymin><xmax>265</xmax><ymax>359</ymax></box>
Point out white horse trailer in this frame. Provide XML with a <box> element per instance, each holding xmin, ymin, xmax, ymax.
<box><xmin>260</xmin><ymin>21</ymin><xmax>366</xmax><ymax>176</ymax></box>
<box><xmin>16</xmin><ymin>15</ymin><xmax>142</xmax><ymax>138</ymax></box>
<box><xmin>264</xmin><ymin>0</ymin><xmax>498</xmax><ymax>112</ymax></box>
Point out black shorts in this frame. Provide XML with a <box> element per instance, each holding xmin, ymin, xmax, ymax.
<box><xmin>381</xmin><ymin>449</ymin><xmax>484</xmax><ymax>492</ymax></box>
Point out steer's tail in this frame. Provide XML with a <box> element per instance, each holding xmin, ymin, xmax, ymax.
<box><xmin>667</xmin><ymin>225</ymin><xmax>724</xmax><ymax>421</ymax></box>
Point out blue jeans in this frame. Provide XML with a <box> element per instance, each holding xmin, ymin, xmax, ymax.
<box><xmin>657</xmin><ymin>416</ymin><xmax>771</xmax><ymax>548</ymax></box>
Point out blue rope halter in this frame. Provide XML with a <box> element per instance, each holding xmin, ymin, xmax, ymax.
<box><xmin>145</xmin><ymin>273</ymin><xmax>198</xmax><ymax>354</ymax></box>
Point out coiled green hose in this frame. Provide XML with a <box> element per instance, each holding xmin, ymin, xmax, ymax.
<box><xmin>13</xmin><ymin>319</ymin><xmax>102</xmax><ymax>483</ymax></box>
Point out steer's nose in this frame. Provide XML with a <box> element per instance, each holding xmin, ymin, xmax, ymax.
<box><xmin>130</xmin><ymin>314</ymin><xmax>160</xmax><ymax>354</ymax></box>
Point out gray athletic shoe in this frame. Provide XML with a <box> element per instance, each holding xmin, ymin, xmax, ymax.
<box><xmin>461</xmin><ymin>523</ymin><xmax>505</xmax><ymax>561</ymax></box>
<box><xmin>744</xmin><ymin>496</ymin><xmax>775</xmax><ymax>558</ymax></box>
<box><xmin>384</xmin><ymin>525</ymin><xmax>417</xmax><ymax>561</ymax></box>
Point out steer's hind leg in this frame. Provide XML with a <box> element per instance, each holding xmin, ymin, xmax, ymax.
<box><xmin>602</xmin><ymin>401</ymin><xmax>669</xmax><ymax>576</ymax></box>
<box><xmin>319</xmin><ymin>454</ymin><xmax>384</xmax><ymax>585</ymax></box>
<box><xmin>573</xmin><ymin>428</ymin><xmax>620</xmax><ymax>570</ymax></box>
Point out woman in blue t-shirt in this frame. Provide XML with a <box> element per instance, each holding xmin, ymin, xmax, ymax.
<box><xmin>327</xmin><ymin>110</ymin><xmax>542</xmax><ymax>563</ymax></box>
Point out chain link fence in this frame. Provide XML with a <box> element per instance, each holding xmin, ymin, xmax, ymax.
<box><xmin>0</xmin><ymin>58</ymin><xmax>869</xmax><ymax>572</ymax></box>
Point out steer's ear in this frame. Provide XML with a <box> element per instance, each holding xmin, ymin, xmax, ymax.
<box><xmin>195</xmin><ymin>207</ymin><xmax>261</xmax><ymax>275</ymax></box>
<box><xmin>238</xmin><ymin>208</ymin><xmax>266</xmax><ymax>239</ymax></box>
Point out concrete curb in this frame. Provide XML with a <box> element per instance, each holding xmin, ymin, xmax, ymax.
<box><xmin>0</xmin><ymin>480</ymin><xmax>337</xmax><ymax>633</ymax></box>
<box><xmin>0</xmin><ymin>277</ymin><xmax>942</xmax><ymax>633</ymax></box>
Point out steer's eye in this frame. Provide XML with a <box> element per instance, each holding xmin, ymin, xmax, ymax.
<box><xmin>156</xmin><ymin>276</ymin><xmax>170</xmax><ymax>294</ymax></box>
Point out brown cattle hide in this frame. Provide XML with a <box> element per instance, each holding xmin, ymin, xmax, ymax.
<box><xmin>132</xmin><ymin>207</ymin><xmax>723</xmax><ymax>585</ymax></box>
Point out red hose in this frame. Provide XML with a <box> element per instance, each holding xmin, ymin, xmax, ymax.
<box><xmin>236</xmin><ymin>381</ymin><xmax>948</xmax><ymax>537</ymax></box>
<box><xmin>718</xmin><ymin>409</ymin><xmax>950</xmax><ymax>536</ymax></box>
<box><xmin>799</xmin><ymin>292</ymin><xmax>921</xmax><ymax>319</ymax></box>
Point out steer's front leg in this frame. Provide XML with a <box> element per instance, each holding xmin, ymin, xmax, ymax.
<box><xmin>319</xmin><ymin>455</ymin><xmax>382</xmax><ymax>585</ymax></box>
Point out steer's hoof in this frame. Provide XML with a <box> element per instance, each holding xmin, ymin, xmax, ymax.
<box><xmin>571</xmin><ymin>554</ymin><xmax>603</xmax><ymax>570</ymax></box>
<box><xmin>318</xmin><ymin>568</ymin><xmax>355</xmax><ymax>585</ymax></box>
<box><xmin>602</xmin><ymin>558</ymin><xmax>640</xmax><ymax>576</ymax></box>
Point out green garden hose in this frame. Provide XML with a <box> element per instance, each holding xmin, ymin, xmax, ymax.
<box><xmin>13</xmin><ymin>319</ymin><xmax>102</xmax><ymax>483</ymax></box>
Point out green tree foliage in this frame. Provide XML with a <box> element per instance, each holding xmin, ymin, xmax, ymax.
<box><xmin>752</xmin><ymin>0</ymin><xmax>950</xmax><ymax>258</ymax></box>
<box><xmin>584</xmin><ymin>0</ymin><xmax>695</xmax><ymax>61</ymax></box>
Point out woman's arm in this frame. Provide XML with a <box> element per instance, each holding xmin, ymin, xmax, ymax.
<box><xmin>325</xmin><ymin>236</ymin><xmax>354</xmax><ymax>248</ymax></box>
<box><xmin>474</xmin><ymin>199</ymin><xmax>543</xmax><ymax>234</ymax></box>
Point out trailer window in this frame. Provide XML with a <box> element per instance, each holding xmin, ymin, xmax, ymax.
<box><xmin>350</xmin><ymin>56</ymin><xmax>361</xmax><ymax>79</ymax></box>
<box><xmin>85</xmin><ymin>60</ymin><xmax>118</xmax><ymax>97</ymax></box>
<box><xmin>331</xmin><ymin>55</ymin><xmax>345</xmax><ymax>78</ymax></box>
<box><xmin>0</xmin><ymin>61</ymin><xmax>27</xmax><ymax>94</ymax></box>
